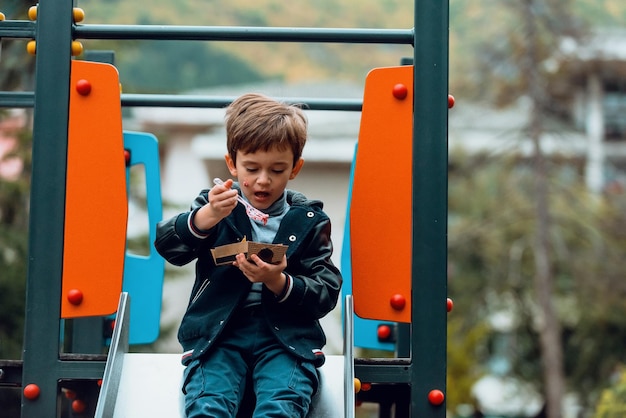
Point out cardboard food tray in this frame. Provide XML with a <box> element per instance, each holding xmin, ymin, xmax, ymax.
<box><xmin>211</xmin><ymin>241</ymin><xmax>288</xmax><ymax>266</ymax></box>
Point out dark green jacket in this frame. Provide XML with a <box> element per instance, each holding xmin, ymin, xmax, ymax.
<box><xmin>155</xmin><ymin>187</ymin><xmax>342</xmax><ymax>367</ymax></box>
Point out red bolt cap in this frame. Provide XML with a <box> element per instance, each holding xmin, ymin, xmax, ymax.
<box><xmin>392</xmin><ymin>83</ymin><xmax>408</xmax><ymax>100</ymax></box>
<box><xmin>23</xmin><ymin>384</ymin><xmax>41</xmax><ymax>400</ymax></box>
<box><xmin>377</xmin><ymin>324</ymin><xmax>392</xmax><ymax>340</ymax></box>
<box><xmin>67</xmin><ymin>289</ymin><xmax>84</xmax><ymax>305</ymax></box>
<box><xmin>390</xmin><ymin>294</ymin><xmax>406</xmax><ymax>311</ymax></box>
<box><xmin>428</xmin><ymin>389</ymin><xmax>445</xmax><ymax>406</ymax></box>
<box><xmin>72</xmin><ymin>399</ymin><xmax>87</xmax><ymax>413</ymax></box>
<box><xmin>361</xmin><ymin>382</ymin><xmax>372</xmax><ymax>392</ymax></box>
<box><xmin>447</xmin><ymin>298</ymin><xmax>453</xmax><ymax>312</ymax></box>
<box><xmin>448</xmin><ymin>94</ymin><xmax>455</xmax><ymax>109</ymax></box>
<box><xmin>124</xmin><ymin>149</ymin><xmax>131</xmax><ymax>166</ymax></box>
<box><xmin>76</xmin><ymin>79</ymin><xmax>92</xmax><ymax>96</ymax></box>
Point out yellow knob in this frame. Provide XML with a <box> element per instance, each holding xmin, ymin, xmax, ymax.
<box><xmin>354</xmin><ymin>378</ymin><xmax>361</xmax><ymax>393</ymax></box>
<box><xmin>71</xmin><ymin>41</ymin><xmax>83</xmax><ymax>56</ymax></box>
<box><xmin>28</xmin><ymin>6</ymin><xmax>37</xmax><ymax>21</ymax></box>
<box><xmin>73</xmin><ymin>8</ymin><xmax>85</xmax><ymax>23</ymax></box>
<box><xmin>26</xmin><ymin>40</ymin><xmax>36</xmax><ymax>55</ymax></box>
<box><xmin>0</xmin><ymin>12</ymin><xmax>6</xmax><ymax>21</ymax></box>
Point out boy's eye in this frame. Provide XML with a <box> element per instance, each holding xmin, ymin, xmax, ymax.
<box><xmin>244</xmin><ymin>167</ymin><xmax>286</xmax><ymax>174</ymax></box>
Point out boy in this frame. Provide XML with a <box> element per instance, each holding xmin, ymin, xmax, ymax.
<box><xmin>155</xmin><ymin>93</ymin><xmax>342</xmax><ymax>417</ymax></box>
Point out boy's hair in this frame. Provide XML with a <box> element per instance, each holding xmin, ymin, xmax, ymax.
<box><xmin>225</xmin><ymin>93</ymin><xmax>307</xmax><ymax>167</ymax></box>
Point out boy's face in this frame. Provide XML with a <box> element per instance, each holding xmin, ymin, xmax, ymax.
<box><xmin>225</xmin><ymin>147</ymin><xmax>304</xmax><ymax>210</ymax></box>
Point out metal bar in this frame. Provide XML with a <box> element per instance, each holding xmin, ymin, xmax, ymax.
<box><xmin>57</xmin><ymin>360</ymin><xmax>107</xmax><ymax>380</ymax></box>
<box><xmin>75</xmin><ymin>24</ymin><xmax>414</xmax><ymax>45</ymax></box>
<box><xmin>94</xmin><ymin>293</ymin><xmax>130</xmax><ymax>418</ymax></box>
<box><xmin>0</xmin><ymin>20</ymin><xmax>36</xmax><ymax>39</ymax></box>
<box><xmin>354</xmin><ymin>362</ymin><xmax>412</xmax><ymax>384</ymax></box>
<box><xmin>343</xmin><ymin>295</ymin><xmax>355</xmax><ymax>418</ymax></box>
<box><xmin>0</xmin><ymin>92</ymin><xmax>362</xmax><ymax>111</ymax></box>
<box><xmin>0</xmin><ymin>360</ymin><xmax>23</xmax><ymax>386</ymax></box>
<box><xmin>411</xmin><ymin>0</ymin><xmax>450</xmax><ymax>416</ymax></box>
<box><xmin>11</xmin><ymin>361</ymin><xmax>105</xmax><ymax>387</ymax></box>
<box><xmin>0</xmin><ymin>92</ymin><xmax>35</xmax><ymax>108</ymax></box>
<box><xmin>20</xmin><ymin>0</ymin><xmax>74</xmax><ymax>416</ymax></box>
<box><xmin>0</xmin><ymin>358</ymin><xmax>107</xmax><ymax>387</ymax></box>
<box><xmin>121</xmin><ymin>94</ymin><xmax>362</xmax><ymax>111</ymax></box>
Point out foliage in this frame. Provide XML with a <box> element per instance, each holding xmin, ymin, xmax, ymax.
<box><xmin>113</xmin><ymin>40</ymin><xmax>269</xmax><ymax>94</ymax></box>
<box><xmin>594</xmin><ymin>368</ymin><xmax>626</xmax><ymax>418</ymax></box>
<box><xmin>448</xmin><ymin>151</ymin><xmax>626</xmax><ymax>412</ymax></box>
<box><xmin>446</xmin><ymin>315</ymin><xmax>490</xmax><ymax>411</ymax></box>
<box><xmin>0</xmin><ymin>124</ymin><xmax>31</xmax><ymax>359</ymax></box>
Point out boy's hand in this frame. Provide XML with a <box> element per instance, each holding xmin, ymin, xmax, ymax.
<box><xmin>195</xmin><ymin>179</ymin><xmax>239</xmax><ymax>230</ymax></box>
<box><xmin>234</xmin><ymin>254</ymin><xmax>288</xmax><ymax>296</ymax></box>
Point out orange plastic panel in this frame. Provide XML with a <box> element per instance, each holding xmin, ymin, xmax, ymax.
<box><xmin>351</xmin><ymin>66</ymin><xmax>413</xmax><ymax>323</ymax></box>
<box><xmin>61</xmin><ymin>60</ymin><xmax>127</xmax><ymax>318</ymax></box>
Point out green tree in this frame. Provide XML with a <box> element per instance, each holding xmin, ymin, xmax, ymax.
<box><xmin>115</xmin><ymin>40</ymin><xmax>269</xmax><ymax>93</ymax></box>
<box><xmin>0</xmin><ymin>3</ymin><xmax>35</xmax><ymax>413</ymax></box>
<box><xmin>594</xmin><ymin>369</ymin><xmax>626</xmax><ymax>418</ymax></box>
<box><xmin>448</xmin><ymin>151</ymin><xmax>626</xmax><ymax>415</ymax></box>
<box><xmin>0</xmin><ymin>123</ymin><xmax>30</xmax><ymax>359</ymax></box>
<box><xmin>0</xmin><ymin>0</ymin><xmax>34</xmax><ymax>360</ymax></box>
<box><xmin>454</xmin><ymin>1</ymin><xmax>589</xmax><ymax>416</ymax></box>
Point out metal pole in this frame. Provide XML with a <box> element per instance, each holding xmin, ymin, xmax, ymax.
<box><xmin>75</xmin><ymin>24</ymin><xmax>414</xmax><ymax>44</ymax></box>
<box><xmin>0</xmin><ymin>92</ymin><xmax>363</xmax><ymax>111</ymax></box>
<box><xmin>411</xmin><ymin>0</ymin><xmax>449</xmax><ymax>417</ymax></box>
<box><xmin>21</xmin><ymin>0</ymin><xmax>74</xmax><ymax>416</ymax></box>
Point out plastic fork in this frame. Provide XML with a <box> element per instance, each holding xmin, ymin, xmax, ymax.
<box><xmin>213</xmin><ymin>178</ymin><xmax>269</xmax><ymax>225</ymax></box>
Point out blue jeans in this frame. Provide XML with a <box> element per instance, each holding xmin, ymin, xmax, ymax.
<box><xmin>182</xmin><ymin>307</ymin><xmax>319</xmax><ymax>417</ymax></box>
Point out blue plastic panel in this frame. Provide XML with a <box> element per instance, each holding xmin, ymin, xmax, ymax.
<box><xmin>122</xmin><ymin>131</ymin><xmax>165</xmax><ymax>345</ymax></box>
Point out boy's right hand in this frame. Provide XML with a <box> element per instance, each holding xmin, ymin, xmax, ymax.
<box><xmin>195</xmin><ymin>179</ymin><xmax>239</xmax><ymax>230</ymax></box>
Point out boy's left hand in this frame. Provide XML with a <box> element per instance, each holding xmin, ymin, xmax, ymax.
<box><xmin>234</xmin><ymin>254</ymin><xmax>287</xmax><ymax>295</ymax></box>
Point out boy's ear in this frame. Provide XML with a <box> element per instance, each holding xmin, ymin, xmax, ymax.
<box><xmin>225</xmin><ymin>154</ymin><xmax>237</xmax><ymax>176</ymax></box>
<box><xmin>289</xmin><ymin>158</ymin><xmax>304</xmax><ymax>180</ymax></box>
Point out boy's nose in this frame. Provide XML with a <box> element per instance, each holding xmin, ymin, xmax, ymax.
<box><xmin>257</xmin><ymin>172</ymin><xmax>271</xmax><ymax>184</ymax></box>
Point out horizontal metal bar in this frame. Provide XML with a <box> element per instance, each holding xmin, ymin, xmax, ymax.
<box><xmin>0</xmin><ymin>91</ymin><xmax>362</xmax><ymax>111</ymax></box>
<box><xmin>122</xmin><ymin>94</ymin><xmax>362</xmax><ymax>111</ymax></box>
<box><xmin>1</xmin><ymin>21</ymin><xmax>413</xmax><ymax>45</ymax></box>
<box><xmin>1</xmin><ymin>20</ymin><xmax>414</xmax><ymax>45</ymax></box>
<box><xmin>0</xmin><ymin>20</ymin><xmax>36</xmax><ymax>39</ymax></box>
<box><xmin>0</xmin><ymin>91</ymin><xmax>35</xmax><ymax>108</ymax></box>
<box><xmin>75</xmin><ymin>24</ymin><xmax>414</xmax><ymax>45</ymax></box>
<box><xmin>58</xmin><ymin>359</ymin><xmax>106</xmax><ymax>380</ymax></box>
<box><xmin>354</xmin><ymin>359</ymin><xmax>412</xmax><ymax>383</ymax></box>
<box><xmin>0</xmin><ymin>357</ymin><xmax>106</xmax><ymax>386</ymax></box>
<box><xmin>0</xmin><ymin>360</ymin><xmax>23</xmax><ymax>386</ymax></box>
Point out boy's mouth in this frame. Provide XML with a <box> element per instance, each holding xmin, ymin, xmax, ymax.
<box><xmin>252</xmin><ymin>191</ymin><xmax>272</xmax><ymax>205</ymax></box>
<box><xmin>254</xmin><ymin>191</ymin><xmax>270</xmax><ymax>199</ymax></box>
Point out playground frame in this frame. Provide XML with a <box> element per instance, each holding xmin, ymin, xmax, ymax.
<box><xmin>0</xmin><ymin>1</ymin><xmax>449</xmax><ymax>416</ymax></box>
